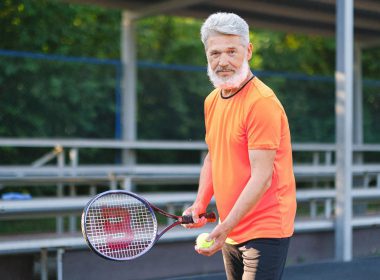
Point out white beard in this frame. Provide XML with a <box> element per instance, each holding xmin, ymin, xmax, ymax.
<box><xmin>207</xmin><ymin>59</ymin><xmax>250</xmax><ymax>90</ymax></box>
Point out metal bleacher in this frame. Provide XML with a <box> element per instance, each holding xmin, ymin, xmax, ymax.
<box><xmin>1</xmin><ymin>138</ymin><xmax>380</xmax><ymax>279</ymax></box>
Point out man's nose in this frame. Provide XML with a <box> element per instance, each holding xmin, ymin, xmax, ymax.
<box><xmin>218</xmin><ymin>53</ymin><xmax>229</xmax><ymax>66</ymax></box>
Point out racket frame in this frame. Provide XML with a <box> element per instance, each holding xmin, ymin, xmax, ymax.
<box><xmin>81</xmin><ymin>190</ymin><xmax>216</xmax><ymax>261</ymax></box>
<box><xmin>81</xmin><ymin>190</ymin><xmax>158</xmax><ymax>261</ymax></box>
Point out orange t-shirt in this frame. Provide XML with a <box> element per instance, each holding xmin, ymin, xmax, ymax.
<box><xmin>204</xmin><ymin>76</ymin><xmax>297</xmax><ymax>244</ymax></box>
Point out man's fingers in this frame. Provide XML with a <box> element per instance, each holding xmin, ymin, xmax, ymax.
<box><xmin>185</xmin><ymin>217</ymin><xmax>207</xmax><ymax>228</ymax></box>
<box><xmin>195</xmin><ymin>245</ymin><xmax>217</xmax><ymax>256</ymax></box>
<box><xmin>192</xmin><ymin>210</ymin><xmax>199</xmax><ymax>223</ymax></box>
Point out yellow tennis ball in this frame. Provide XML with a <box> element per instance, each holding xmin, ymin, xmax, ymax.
<box><xmin>196</xmin><ymin>233</ymin><xmax>214</xmax><ymax>249</ymax></box>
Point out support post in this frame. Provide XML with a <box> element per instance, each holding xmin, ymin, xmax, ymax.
<box><xmin>69</xmin><ymin>148</ymin><xmax>78</xmax><ymax>232</ymax></box>
<box><xmin>56</xmin><ymin>149</ymin><xmax>65</xmax><ymax>234</ymax></box>
<box><xmin>121</xmin><ymin>11</ymin><xmax>137</xmax><ymax>166</ymax></box>
<box><xmin>57</xmin><ymin>248</ymin><xmax>64</xmax><ymax>280</ymax></box>
<box><xmin>353</xmin><ymin>44</ymin><xmax>363</xmax><ymax>164</ymax></box>
<box><xmin>40</xmin><ymin>249</ymin><xmax>48</xmax><ymax>280</ymax></box>
<box><xmin>335</xmin><ymin>0</ymin><xmax>354</xmax><ymax>262</ymax></box>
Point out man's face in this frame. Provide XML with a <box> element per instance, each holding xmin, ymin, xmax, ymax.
<box><xmin>205</xmin><ymin>34</ymin><xmax>252</xmax><ymax>89</ymax></box>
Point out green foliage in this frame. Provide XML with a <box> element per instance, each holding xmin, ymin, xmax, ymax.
<box><xmin>363</xmin><ymin>48</ymin><xmax>380</xmax><ymax>79</ymax></box>
<box><xmin>0</xmin><ymin>218</ymin><xmax>57</xmax><ymax>235</ymax></box>
<box><xmin>0</xmin><ymin>0</ymin><xmax>120</xmax><ymax>57</ymax></box>
<box><xmin>138</xmin><ymin>68</ymin><xmax>211</xmax><ymax>140</ymax></box>
<box><xmin>0</xmin><ymin>56</ymin><xmax>117</xmax><ymax>138</ymax></box>
<box><xmin>0</xmin><ymin>0</ymin><xmax>121</xmax><ymax>164</ymax></box>
<box><xmin>0</xmin><ymin>0</ymin><xmax>379</xmax><ymax>161</ymax></box>
<box><xmin>0</xmin><ymin>0</ymin><xmax>121</xmax><ymax>140</ymax></box>
<box><xmin>137</xmin><ymin>16</ymin><xmax>206</xmax><ymax>65</ymax></box>
<box><xmin>265</xmin><ymin>77</ymin><xmax>335</xmax><ymax>142</ymax></box>
<box><xmin>252</xmin><ymin>32</ymin><xmax>336</xmax><ymax>75</ymax></box>
<box><xmin>364</xmin><ymin>83</ymin><xmax>380</xmax><ymax>143</ymax></box>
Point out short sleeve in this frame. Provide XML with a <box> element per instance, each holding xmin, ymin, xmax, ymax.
<box><xmin>246</xmin><ymin>97</ymin><xmax>282</xmax><ymax>150</ymax></box>
<box><xmin>204</xmin><ymin>99</ymin><xmax>208</xmax><ymax>145</ymax></box>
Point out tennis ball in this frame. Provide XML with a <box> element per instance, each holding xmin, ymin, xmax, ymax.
<box><xmin>196</xmin><ymin>233</ymin><xmax>214</xmax><ymax>249</ymax></box>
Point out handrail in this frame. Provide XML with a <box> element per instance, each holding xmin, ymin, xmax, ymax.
<box><xmin>0</xmin><ymin>192</ymin><xmax>199</xmax><ymax>217</ymax></box>
<box><xmin>0</xmin><ymin>163</ymin><xmax>379</xmax><ymax>178</ymax></box>
<box><xmin>0</xmin><ymin>138</ymin><xmax>208</xmax><ymax>150</ymax></box>
<box><xmin>296</xmin><ymin>188</ymin><xmax>380</xmax><ymax>200</ymax></box>
<box><xmin>0</xmin><ymin>138</ymin><xmax>342</xmax><ymax>150</ymax></box>
<box><xmin>3</xmin><ymin>189</ymin><xmax>380</xmax><ymax>217</ymax></box>
<box><xmin>0</xmin><ymin>137</ymin><xmax>379</xmax><ymax>151</ymax></box>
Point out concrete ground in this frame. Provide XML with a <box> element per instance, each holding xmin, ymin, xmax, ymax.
<box><xmin>282</xmin><ymin>256</ymin><xmax>380</xmax><ymax>280</ymax></box>
<box><xmin>164</xmin><ymin>256</ymin><xmax>380</xmax><ymax>280</ymax></box>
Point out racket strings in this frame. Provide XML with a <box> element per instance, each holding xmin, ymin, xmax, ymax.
<box><xmin>85</xmin><ymin>193</ymin><xmax>157</xmax><ymax>260</ymax></box>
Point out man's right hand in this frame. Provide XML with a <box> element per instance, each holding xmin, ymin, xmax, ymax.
<box><xmin>182</xmin><ymin>205</ymin><xmax>208</xmax><ymax>228</ymax></box>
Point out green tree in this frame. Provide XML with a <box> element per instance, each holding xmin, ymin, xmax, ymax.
<box><xmin>0</xmin><ymin>0</ymin><xmax>379</xmax><ymax>149</ymax></box>
<box><xmin>0</xmin><ymin>0</ymin><xmax>121</xmax><ymax>164</ymax></box>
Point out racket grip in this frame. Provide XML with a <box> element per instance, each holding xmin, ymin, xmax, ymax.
<box><xmin>181</xmin><ymin>212</ymin><xmax>217</xmax><ymax>224</ymax></box>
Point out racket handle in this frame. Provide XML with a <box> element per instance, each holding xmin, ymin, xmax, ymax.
<box><xmin>180</xmin><ymin>212</ymin><xmax>217</xmax><ymax>224</ymax></box>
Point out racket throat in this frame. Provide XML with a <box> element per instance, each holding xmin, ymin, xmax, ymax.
<box><xmin>156</xmin><ymin>221</ymin><xmax>182</xmax><ymax>239</ymax></box>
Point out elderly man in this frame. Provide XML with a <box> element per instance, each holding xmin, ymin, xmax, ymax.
<box><xmin>184</xmin><ymin>12</ymin><xmax>297</xmax><ymax>280</ymax></box>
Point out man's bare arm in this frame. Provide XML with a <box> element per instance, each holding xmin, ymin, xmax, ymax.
<box><xmin>183</xmin><ymin>152</ymin><xmax>214</xmax><ymax>228</ymax></box>
<box><xmin>197</xmin><ymin>149</ymin><xmax>276</xmax><ymax>255</ymax></box>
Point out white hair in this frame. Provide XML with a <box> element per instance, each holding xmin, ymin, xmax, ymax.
<box><xmin>200</xmin><ymin>12</ymin><xmax>250</xmax><ymax>47</ymax></box>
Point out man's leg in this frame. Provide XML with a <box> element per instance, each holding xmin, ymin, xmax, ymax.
<box><xmin>240</xmin><ymin>238</ymin><xmax>290</xmax><ymax>280</ymax></box>
<box><xmin>222</xmin><ymin>243</ymin><xmax>244</xmax><ymax>280</ymax></box>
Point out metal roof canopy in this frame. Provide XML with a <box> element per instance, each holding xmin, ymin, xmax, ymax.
<box><xmin>72</xmin><ymin>0</ymin><xmax>380</xmax><ymax>44</ymax></box>
<box><xmin>67</xmin><ymin>0</ymin><xmax>380</xmax><ymax>262</ymax></box>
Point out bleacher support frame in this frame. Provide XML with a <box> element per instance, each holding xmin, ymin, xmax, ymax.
<box><xmin>1</xmin><ymin>138</ymin><xmax>380</xmax><ymax>279</ymax></box>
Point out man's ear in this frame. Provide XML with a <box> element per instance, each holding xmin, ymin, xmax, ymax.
<box><xmin>247</xmin><ymin>43</ymin><xmax>253</xmax><ymax>60</ymax></box>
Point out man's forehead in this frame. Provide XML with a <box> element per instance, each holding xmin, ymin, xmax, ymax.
<box><xmin>206</xmin><ymin>34</ymin><xmax>243</xmax><ymax>50</ymax></box>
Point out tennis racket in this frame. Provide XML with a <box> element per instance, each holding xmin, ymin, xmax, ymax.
<box><xmin>81</xmin><ymin>190</ymin><xmax>216</xmax><ymax>261</ymax></box>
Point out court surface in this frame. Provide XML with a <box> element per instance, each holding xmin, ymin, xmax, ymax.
<box><xmin>164</xmin><ymin>256</ymin><xmax>380</xmax><ymax>280</ymax></box>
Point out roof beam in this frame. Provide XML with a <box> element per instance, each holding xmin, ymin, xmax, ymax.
<box><xmin>65</xmin><ymin>0</ymin><xmax>138</xmax><ymax>10</ymax></box>
<box><xmin>313</xmin><ymin>0</ymin><xmax>380</xmax><ymax>13</ymax></box>
<box><xmin>174</xmin><ymin>5</ymin><xmax>379</xmax><ymax>42</ymax></box>
<box><xmin>130</xmin><ymin>0</ymin><xmax>210</xmax><ymax>19</ymax></box>
<box><xmin>172</xmin><ymin>9</ymin><xmax>335</xmax><ymax>37</ymax></box>
<box><xmin>213</xmin><ymin>0</ymin><xmax>380</xmax><ymax>32</ymax></box>
<box><xmin>354</xmin><ymin>0</ymin><xmax>380</xmax><ymax>13</ymax></box>
<box><xmin>178</xmin><ymin>1</ymin><xmax>335</xmax><ymax>36</ymax></box>
<box><xmin>216</xmin><ymin>0</ymin><xmax>334</xmax><ymax>23</ymax></box>
<box><xmin>66</xmin><ymin>0</ymin><xmax>210</xmax><ymax>17</ymax></box>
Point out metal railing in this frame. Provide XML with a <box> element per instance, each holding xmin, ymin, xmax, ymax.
<box><xmin>0</xmin><ymin>137</ymin><xmax>380</xmax><ymax>280</ymax></box>
<box><xmin>1</xmin><ymin>138</ymin><xmax>380</xmax><ymax>238</ymax></box>
<box><xmin>1</xmin><ymin>138</ymin><xmax>380</xmax><ymax>225</ymax></box>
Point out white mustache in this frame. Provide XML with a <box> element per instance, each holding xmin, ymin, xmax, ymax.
<box><xmin>216</xmin><ymin>68</ymin><xmax>234</xmax><ymax>73</ymax></box>
<box><xmin>207</xmin><ymin>60</ymin><xmax>250</xmax><ymax>90</ymax></box>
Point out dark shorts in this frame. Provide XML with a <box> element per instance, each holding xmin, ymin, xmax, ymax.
<box><xmin>222</xmin><ymin>237</ymin><xmax>290</xmax><ymax>280</ymax></box>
